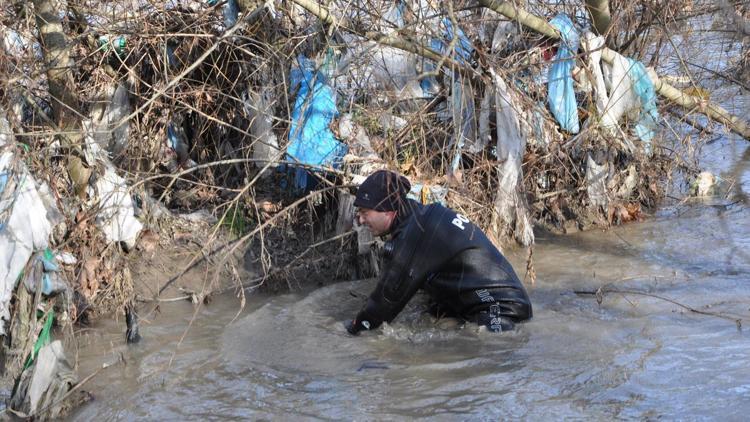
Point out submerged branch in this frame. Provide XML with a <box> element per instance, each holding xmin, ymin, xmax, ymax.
<box><xmin>575</xmin><ymin>287</ymin><xmax>743</xmax><ymax>330</ymax></box>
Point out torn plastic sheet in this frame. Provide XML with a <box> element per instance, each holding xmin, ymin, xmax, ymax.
<box><xmin>488</xmin><ymin>69</ymin><xmax>534</xmax><ymax>246</ymax></box>
<box><xmin>84</xmin><ymin>136</ymin><xmax>143</xmax><ymax>250</ymax></box>
<box><xmin>448</xmin><ymin>78</ymin><xmax>478</xmax><ymax>172</ymax></box>
<box><xmin>9</xmin><ymin>340</ymin><xmax>76</xmax><ymax>419</ymax></box>
<box><xmin>586</xmin><ymin>153</ymin><xmax>609</xmax><ymax>208</ymax></box>
<box><xmin>88</xmin><ymin>166</ymin><xmax>143</xmax><ymax>250</ymax></box>
<box><xmin>335</xmin><ymin>1</ymin><xmax>422</xmax><ymax>104</ymax></box>
<box><xmin>0</xmin><ymin>117</ymin><xmax>60</xmax><ymax>335</ymax></box>
<box><xmin>242</xmin><ymin>88</ymin><xmax>280</xmax><ymax>177</ymax></box>
<box><xmin>421</xmin><ymin>16</ymin><xmax>473</xmax><ymax>96</ymax></box>
<box><xmin>166</xmin><ymin>120</ymin><xmax>191</xmax><ymax>168</ymax></box>
<box><xmin>22</xmin><ymin>250</ymin><xmax>70</xmax><ymax>296</ymax></box>
<box><xmin>584</xmin><ymin>34</ymin><xmax>659</xmax><ymax>153</ymax></box>
<box><xmin>407</xmin><ymin>183</ymin><xmax>448</xmax><ymax>205</ymax></box>
<box><xmin>626</xmin><ymin>58</ymin><xmax>659</xmax><ymax>150</ymax></box>
<box><xmin>416</xmin><ymin>16</ymin><xmax>476</xmax><ymax>172</ymax></box>
<box><xmin>224</xmin><ymin>0</ymin><xmax>239</xmax><ymax>28</ymax></box>
<box><xmin>92</xmin><ymin>82</ymin><xmax>130</xmax><ymax>160</ymax></box>
<box><xmin>287</xmin><ymin>55</ymin><xmax>348</xmax><ymax>191</ymax></box>
<box><xmin>547</xmin><ymin>14</ymin><xmax>580</xmax><ymax>134</ymax></box>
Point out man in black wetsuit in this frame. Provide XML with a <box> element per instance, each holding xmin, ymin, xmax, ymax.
<box><xmin>346</xmin><ymin>170</ymin><xmax>532</xmax><ymax>335</ymax></box>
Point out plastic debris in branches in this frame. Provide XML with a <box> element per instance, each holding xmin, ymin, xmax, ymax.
<box><xmin>0</xmin><ymin>116</ymin><xmax>60</xmax><ymax>335</ymax></box>
<box><xmin>418</xmin><ymin>15</ymin><xmax>476</xmax><ymax>174</ymax></box>
<box><xmin>286</xmin><ymin>55</ymin><xmax>348</xmax><ymax>192</ymax></box>
<box><xmin>407</xmin><ymin>183</ymin><xmax>448</xmax><ymax>205</ymax></box>
<box><xmin>167</xmin><ymin>120</ymin><xmax>191</xmax><ymax>169</ymax></box>
<box><xmin>626</xmin><ymin>58</ymin><xmax>659</xmax><ymax>152</ymax></box>
<box><xmin>583</xmin><ymin>33</ymin><xmax>659</xmax><ymax>154</ymax></box>
<box><xmin>10</xmin><ymin>340</ymin><xmax>76</xmax><ymax>419</ymax></box>
<box><xmin>224</xmin><ymin>0</ymin><xmax>239</xmax><ymax>28</ymax></box>
<box><xmin>547</xmin><ymin>14</ymin><xmax>581</xmax><ymax>134</ymax></box>
<box><xmin>421</xmin><ymin>16</ymin><xmax>474</xmax><ymax>96</ymax></box>
<box><xmin>84</xmin><ymin>137</ymin><xmax>143</xmax><ymax>250</ymax></box>
<box><xmin>22</xmin><ymin>250</ymin><xmax>70</xmax><ymax>297</ymax></box>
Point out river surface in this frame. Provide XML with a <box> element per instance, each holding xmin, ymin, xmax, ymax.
<box><xmin>69</xmin><ymin>136</ymin><xmax>750</xmax><ymax>420</ymax></box>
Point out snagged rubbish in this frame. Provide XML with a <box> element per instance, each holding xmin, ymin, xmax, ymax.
<box><xmin>421</xmin><ymin>16</ymin><xmax>474</xmax><ymax>96</ymax></box>
<box><xmin>24</xmin><ymin>310</ymin><xmax>55</xmax><ymax>370</ymax></box>
<box><xmin>586</xmin><ymin>153</ymin><xmax>609</xmax><ymax>208</ymax></box>
<box><xmin>692</xmin><ymin>171</ymin><xmax>716</xmax><ymax>197</ymax></box>
<box><xmin>97</xmin><ymin>35</ymin><xmax>127</xmax><ymax>57</ymax></box>
<box><xmin>167</xmin><ymin>120</ymin><xmax>191</xmax><ymax>169</ymax></box>
<box><xmin>88</xmin><ymin>166</ymin><xmax>143</xmax><ymax>250</ymax></box>
<box><xmin>242</xmin><ymin>89</ymin><xmax>280</xmax><ymax>177</ymax></box>
<box><xmin>600</xmin><ymin>51</ymin><xmax>660</xmax><ymax>153</ymax></box>
<box><xmin>408</xmin><ymin>183</ymin><xmax>448</xmax><ymax>205</ymax></box>
<box><xmin>448</xmin><ymin>79</ymin><xmax>478</xmax><ymax>174</ymax></box>
<box><xmin>92</xmin><ymin>81</ymin><xmax>130</xmax><ymax>160</ymax></box>
<box><xmin>488</xmin><ymin>69</ymin><xmax>534</xmax><ymax>246</ymax></box>
<box><xmin>582</xmin><ymin>33</ymin><xmax>611</xmax><ymax>128</ymax></box>
<box><xmin>224</xmin><ymin>0</ymin><xmax>239</xmax><ymax>28</ymax></box>
<box><xmin>626</xmin><ymin>58</ymin><xmax>659</xmax><ymax>150</ymax></box>
<box><xmin>10</xmin><ymin>340</ymin><xmax>77</xmax><ymax>419</ymax></box>
<box><xmin>286</xmin><ymin>55</ymin><xmax>348</xmax><ymax>191</ymax></box>
<box><xmin>547</xmin><ymin>14</ymin><xmax>581</xmax><ymax>134</ymax></box>
<box><xmin>420</xmin><ymin>17</ymin><xmax>476</xmax><ymax>173</ymax></box>
<box><xmin>0</xmin><ymin>116</ymin><xmax>60</xmax><ymax>335</ymax></box>
<box><xmin>125</xmin><ymin>303</ymin><xmax>141</xmax><ymax>343</ymax></box>
<box><xmin>336</xmin><ymin>1</ymin><xmax>422</xmax><ymax>102</ymax></box>
<box><xmin>82</xmin><ymin>127</ymin><xmax>143</xmax><ymax>250</ymax></box>
<box><xmin>22</xmin><ymin>250</ymin><xmax>70</xmax><ymax>296</ymax></box>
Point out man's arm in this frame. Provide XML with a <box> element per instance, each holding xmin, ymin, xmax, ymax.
<box><xmin>347</xmin><ymin>212</ymin><xmax>430</xmax><ymax>335</ymax></box>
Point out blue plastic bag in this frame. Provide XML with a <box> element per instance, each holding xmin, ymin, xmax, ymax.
<box><xmin>421</xmin><ymin>17</ymin><xmax>473</xmax><ymax>95</ymax></box>
<box><xmin>286</xmin><ymin>55</ymin><xmax>348</xmax><ymax>191</ymax></box>
<box><xmin>224</xmin><ymin>0</ymin><xmax>239</xmax><ymax>28</ymax></box>
<box><xmin>547</xmin><ymin>14</ymin><xmax>580</xmax><ymax>134</ymax></box>
<box><xmin>626</xmin><ymin>58</ymin><xmax>659</xmax><ymax>153</ymax></box>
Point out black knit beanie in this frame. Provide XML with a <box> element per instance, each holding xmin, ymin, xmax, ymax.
<box><xmin>354</xmin><ymin>170</ymin><xmax>411</xmax><ymax>212</ymax></box>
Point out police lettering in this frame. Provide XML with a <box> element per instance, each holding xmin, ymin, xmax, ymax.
<box><xmin>451</xmin><ymin>213</ymin><xmax>470</xmax><ymax>230</ymax></box>
<box><xmin>476</xmin><ymin>289</ymin><xmax>494</xmax><ymax>303</ymax></box>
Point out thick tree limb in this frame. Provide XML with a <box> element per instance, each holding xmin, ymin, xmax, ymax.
<box><xmin>288</xmin><ymin>0</ymin><xmax>467</xmax><ymax>69</ymax></box>
<box><xmin>584</xmin><ymin>0</ymin><xmax>612</xmax><ymax>36</ymax></box>
<box><xmin>32</xmin><ymin>0</ymin><xmax>90</xmax><ymax>196</ymax></box>
<box><xmin>478</xmin><ymin>0</ymin><xmax>558</xmax><ymax>38</ymax></box>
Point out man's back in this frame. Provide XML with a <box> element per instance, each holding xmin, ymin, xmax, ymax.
<box><xmin>394</xmin><ymin>201</ymin><xmax>532</xmax><ymax>322</ymax></box>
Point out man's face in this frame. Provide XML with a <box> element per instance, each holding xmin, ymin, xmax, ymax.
<box><xmin>356</xmin><ymin>208</ymin><xmax>396</xmax><ymax>237</ymax></box>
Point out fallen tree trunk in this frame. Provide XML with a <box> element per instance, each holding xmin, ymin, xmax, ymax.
<box><xmin>478</xmin><ymin>0</ymin><xmax>750</xmax><ymax>140</ymax></box>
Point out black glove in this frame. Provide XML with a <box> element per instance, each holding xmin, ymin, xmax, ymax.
<box><xmin>345</xmin><ymin>318</ymin><xmax>371</xmax><ymax>335</ymax></box>
<box><xmin>344</xmin><ymin>319</ymin><xmax>358</xmax><ymax>335</ymax></box>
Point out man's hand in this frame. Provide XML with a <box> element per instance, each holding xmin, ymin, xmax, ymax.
<box><xmin>344</xmin><ymin>319</ymin><xmax>359</xmax><ymax>335</ymax></box>
<box><xmin>344</xmin><ymin>318</ymin><xmax>371</xmax><ymax>335</ymax></box>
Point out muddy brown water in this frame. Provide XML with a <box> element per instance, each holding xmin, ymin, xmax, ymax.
<box><xmin>68</xmin><ymin>136</ymin><xmax>750</xmax><ymax>420</ymax></box>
